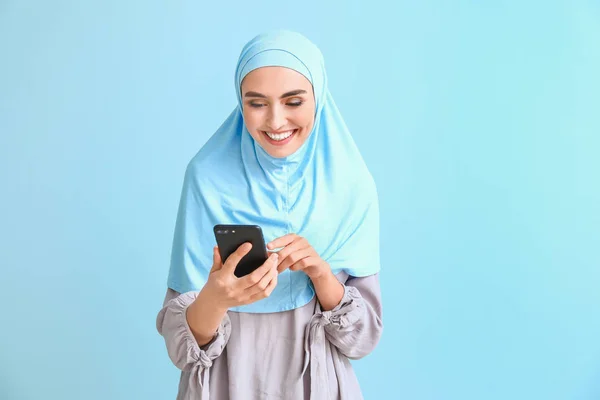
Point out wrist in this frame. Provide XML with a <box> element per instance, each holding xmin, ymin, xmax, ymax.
<box><xmin>309</xmin><ymin>265</ymin><xmax>344</xmax><ymax>311</ymax></box>
<box><xmin>197</xmin><ymin>285</ymin><xmax>229</xmax><ymax>314</ymax></box>
<box><xmin>309</xmin><ymin>263</ymin><xmax>334</xmax><ymax>284</ymax></box>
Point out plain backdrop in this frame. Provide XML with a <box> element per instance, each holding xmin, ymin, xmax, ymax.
<box><xmin>1</xmin><ymin>1</ymin><xmax>599</xmax><ymax>399</ymax></box>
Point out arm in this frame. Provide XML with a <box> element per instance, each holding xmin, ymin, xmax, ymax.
<box><xmin>162</xmin><ymin>244</ymin><xmax>279</xmax><ymax>357</ymax></box>
<box><xmin>320</xmin><ymin>273</ymin><xmax>383</xmax><ymax>360</ymax></box>
<box><xmin>186</xmin><ymin>288</ymin><xmax>229</xmax><ymax>346</ymax></box>
<box><xmin>311</xmin><ymin>269</ymin><xmax>345</xmax><ymax>311</ymax></box>
<box><xmin>156</xmin><ymin>288</ymin><xmax>231</xmax><ymax>372</ymax></box>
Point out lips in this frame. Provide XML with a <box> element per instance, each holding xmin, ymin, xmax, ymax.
<box><xmin>262</xmin><ymin>129</ymin><xmax>297</xmax><ymax>146</ymax></box>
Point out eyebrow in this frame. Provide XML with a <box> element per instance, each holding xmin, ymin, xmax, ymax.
<box><xmin>244</xmin><ymin>89</ymin><xmax>307</xmax><ymax>99</ymax></box>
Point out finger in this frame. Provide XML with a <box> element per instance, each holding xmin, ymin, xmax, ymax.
<box><xmin>238</xmin><ymin>253</ymin><xmax>278</xmax><ymax>289</ymax></box>
<box><xmin>267</xmin><ymin>233</ymin><xmax>297</xmax><ymax>250</ymax></box>
<box><xmin>209</xmin><ymin>246</ymin><xmax>222</xmax><ymax>273</ymax></box>
<box><xmin>278</xmin><ymin>247</ymin><xmax>313</xmax><ymax>273</ymax></box>
<box><xmin>274</xmin><ymin>235</ymin><xmax>308</xmax><ymax>260</ymax></box>
<box><xmin>245</xmin><ymin>263</ymin><xmax>278</xmax><ymax>297</ymax></box>
<box><xmin>246</xmin><ymin>271</ymin><xmax>278</xmax><ymax>303</ymax></box>
<box><xmin>289</xmin><ymin>255</ymin><xmax>320</xmax><ymax>272</ymax></box>
<box><xmin>223</xmin><ymin>242</ymin><xmax>253</xmax><ymax>274</ymax></box>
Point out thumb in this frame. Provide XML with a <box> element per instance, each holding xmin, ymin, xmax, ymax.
<box><xmin>210</xmin><ymin>246</ymin><xmax>222</xmax><ymax>273</ymax></box>
<box><xmin>222</xmin><ymin>242</ymin><xmax>252</xmax><ymax>275</ymax></box>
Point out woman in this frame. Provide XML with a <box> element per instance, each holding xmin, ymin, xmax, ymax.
<box><xmin>156</xmin><ymin>30</ymin><xmax>383</xmax><ymax>400</ymax></box>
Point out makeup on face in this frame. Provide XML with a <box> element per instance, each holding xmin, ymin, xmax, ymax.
<box><xmin>241</xmin><ymin>67</ymin><xmax>316</xmax><ymax>158</ymax></box>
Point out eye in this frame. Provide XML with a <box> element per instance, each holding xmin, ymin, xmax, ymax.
<box><xmin>286</xmin><ymin>101</ymin><xmax>303</xmax><ymax>107</ymax></box>
<box><xmin>249</xmin><ymin>102</ymin><xmax>266</xmax><ymax>108</ymax></box>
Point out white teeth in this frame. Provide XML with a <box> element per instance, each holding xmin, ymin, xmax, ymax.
<box><xmin>265</xmin><ymin>130</ymin><xmax>294</xmax><ymax>141</ymax></box>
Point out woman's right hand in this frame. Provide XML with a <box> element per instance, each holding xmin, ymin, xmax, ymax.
<box><xmin>202</xmin><ymin>243</ymin><xmax>279</xmax><ymax>310</ymax></box>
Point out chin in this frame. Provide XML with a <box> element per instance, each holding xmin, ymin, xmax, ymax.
<box><xmin>264</xmin><ymin>146</ymin><xmax>296</xmax><ymax>159</ymax></box>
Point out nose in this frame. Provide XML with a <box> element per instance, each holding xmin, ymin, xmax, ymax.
<box><xmin>266</xmin><ymin>105</ymin><xmax>286</xmax><ymax>132</ymax></box>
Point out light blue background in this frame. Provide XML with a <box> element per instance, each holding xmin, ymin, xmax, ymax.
<box><xmin>1</xmin><ymin>1</ymin><xmax>599</xmax><ymax>399</ymax></box>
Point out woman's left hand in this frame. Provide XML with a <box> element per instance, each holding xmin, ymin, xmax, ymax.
<box><xmin>267</xmin><ymin>233</ymin><xmax>330</xmax><ymax>280</ymax></box>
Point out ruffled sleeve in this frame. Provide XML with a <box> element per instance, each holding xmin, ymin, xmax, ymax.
<box><xmin>303</xmin><ymin>273</ymin><xmax>383</xmax><ymax>399</ymax></box>
<box><xmin>156</xmin><ymin>289</ymin><xmax>231</xmax><ymax>398</ymax></box>
<box><xmin>321</xmin><ymin>273</ymin><xmax>383</xmax><ymax>359</ymax></box>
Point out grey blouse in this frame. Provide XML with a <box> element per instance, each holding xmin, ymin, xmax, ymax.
<box><xmin>156</xmin><ymin>272</ymin><xmax>383</xmax><ymax>399</ymax></box>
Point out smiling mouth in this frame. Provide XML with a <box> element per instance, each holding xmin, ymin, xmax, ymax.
<box><xmin>261</xmin><ymin>129</ymin><xmax>297</xmax><ymax>145</ymax></box>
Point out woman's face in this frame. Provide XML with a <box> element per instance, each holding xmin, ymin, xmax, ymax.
<box><xmin>241</xmin><ymin>66</ymin><xmax>316</xmax><ymax>158</ymax></box>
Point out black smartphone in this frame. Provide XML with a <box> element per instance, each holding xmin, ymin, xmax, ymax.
<box><xmin>213</xmin><ymin>224</ymin><xmax>269</xmax><ymax>277</ymax></box>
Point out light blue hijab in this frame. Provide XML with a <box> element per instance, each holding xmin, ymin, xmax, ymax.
<box><xmin>167</xmin><ymin>30</ymin><xmax>380</xmax><ymax>313</ymax></box>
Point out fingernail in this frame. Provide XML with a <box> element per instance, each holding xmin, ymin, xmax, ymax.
<box><xmin>272</xmin><ymin>253</ymin><xmax>278</xmax><ymax>261</ymax></box>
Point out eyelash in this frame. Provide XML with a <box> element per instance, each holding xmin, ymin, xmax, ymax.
<box><xmin>249</xmin><ymin>101</ymin><xmax>303</xmax><ymax>108</ymax></box>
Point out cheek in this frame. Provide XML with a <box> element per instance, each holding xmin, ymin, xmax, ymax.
<box><xmin>298</xmin><ymin>109</ymin><xmax>315</xmax><ymax>131</ymax></box>
<box><xmin>243</xmin><ymin>110</ymin><xmax>262</xmax><ymax>130</ymax></box>
<box><xmin>296</xmin><ymin>100</ymin><xmax>316</xmax><ymax>129</ymax></box>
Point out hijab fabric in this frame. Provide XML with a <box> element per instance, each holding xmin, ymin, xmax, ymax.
<box><xmin>167</xmin><ymin>30</ymin><xmax>380</xmax><ymax>313</ymax></box>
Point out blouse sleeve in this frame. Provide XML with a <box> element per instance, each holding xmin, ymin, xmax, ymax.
<box><xmin>156</xmin><ymin>288</ymin><xmax>231</xmax><ymax>371</ymax></box>
<box><xmin>320</xmin><ymin>273</ymin><xmax>383</xmax><ymax>359</ymax></box>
